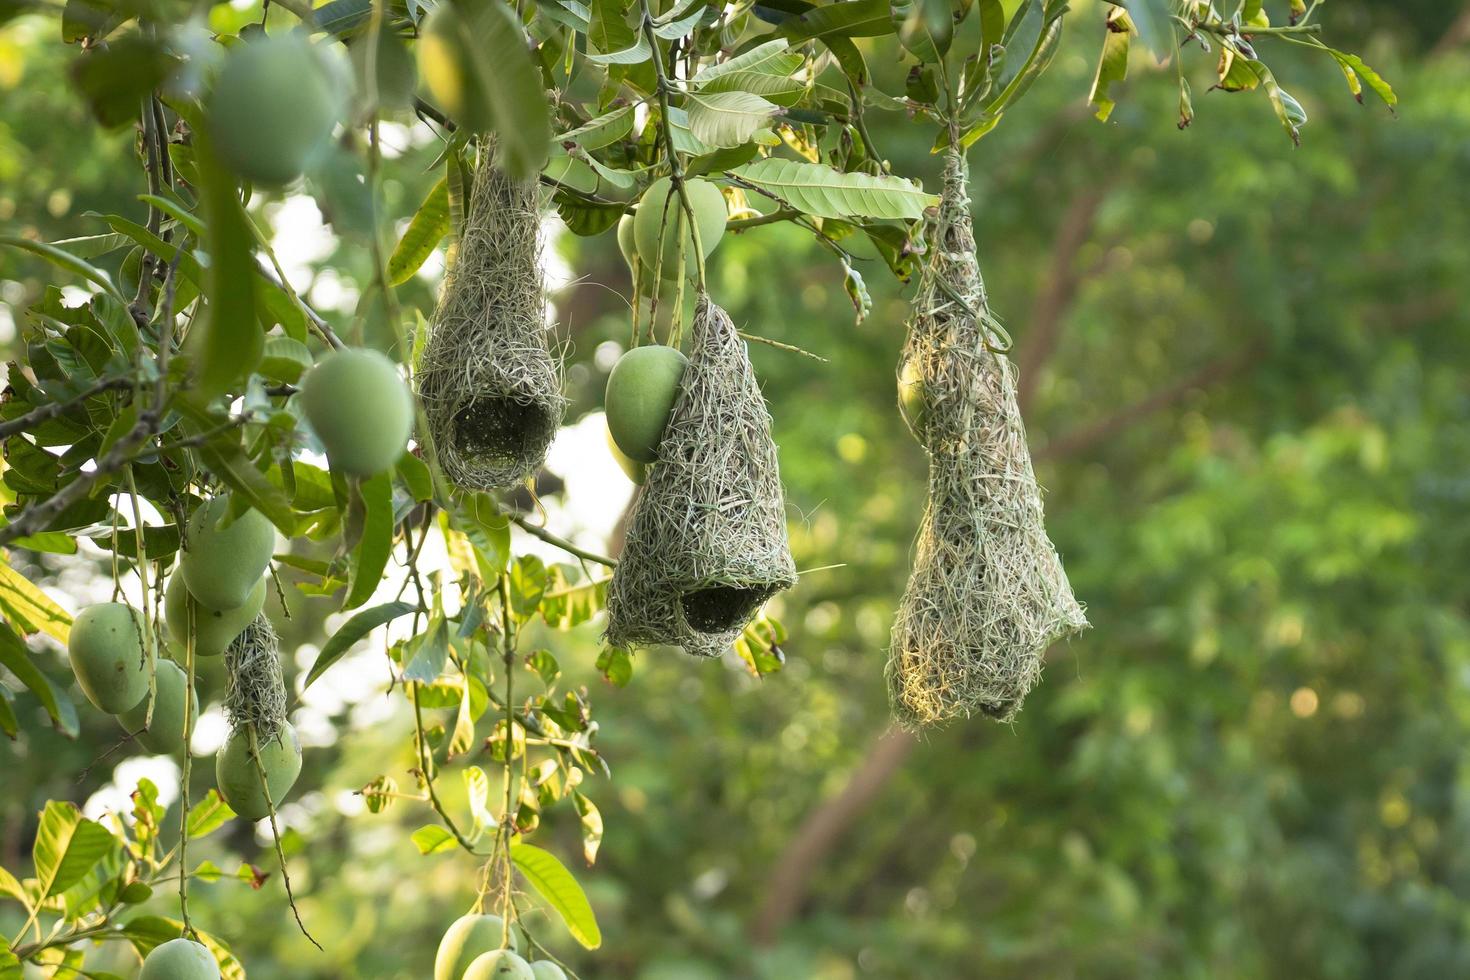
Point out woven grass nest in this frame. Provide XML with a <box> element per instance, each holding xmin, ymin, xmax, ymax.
<box><xmin>605</xmin><ymin>295</ymin><xmax>796</xmax><ymax>658</ymax></box>
<box><xmin>418</xmin><ymin>141</ymin><xmax>567</xmax><ymax>491</ymax></box>
<box><xmin>223</xmin><ymin>615</ymin><xmax>286</xmax><ymax>744</ymax></box>
<box><xmin>887</xmin><ymin>149</ymin><xmax>1088</xmax><ymax>729</ymax></box>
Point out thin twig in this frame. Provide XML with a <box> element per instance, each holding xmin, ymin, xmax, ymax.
<box><xmin>508</xmin><ymin>514</ymin><xmax>616</xmax><ymax>567</ymax></box>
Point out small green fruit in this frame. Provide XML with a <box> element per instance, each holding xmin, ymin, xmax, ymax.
<box><xmin>617</xmin><ymin>213</ymin><xmax>638</xmax><ymax>272</ymax></box>
<box><xmin>300</xmin><ymin>348</ymin><xmax>415</xmax><ymax>477</ymax></box>
<box><xmin>118</xmin><ymin>658</ymin><xmax>198</xmax><ymax>755</ymax></box>
<box><xmin>897</xmin><ymin>356</ymin><xmax>928</xmax><ymax>442</ymax></box>
<box><xmin>68</xmin><ymin>603</ymin><xmax>152</xmax><ymax>714</ymax></box>
<box><xmin>530</xmin><ymin>962</ymin><xmax>568</xmax><ymax>980</ymax></box>
<box><xmin>436</xmin><ymin>914</ymin><xmax>522</xmax><ymax>980</ymax></box>
<box><xmin>165</xmin><ymin>574</ymin><xmax>266</xmax><ymax>658</ymax></box>
<box><xmin>181</xmin><ymin>496</ymin><xmax>276</xmax><ymax>612</ymax></box>
<box><xmin>605</xmin><ymin>419</ymin><xmax>647</xmax><ymax>485</ymax></box>
<box><xmin>464</xmin><ymin>950</ymin><xmax>535</xmax><ymax>980</ymax></box>
<box><xmin>140</xmin><ymin>938</ymin><xmax>220</xmax><ymax>980</ymax></box>
<box><xmin>605</xmin><ymin>345</ymin><xmax>689</xmax><ymax>464</ymax></box>
<box><xmin>632</xmin><ymin>177</ymin><xmax>726</xmax><ymax>279</ymax></box>
<box><xmin>216</xmin><ymin>721</ymin><xmax>302</xmax><ymax>821</ymax></box>
<box><xmin>207</xmin><ymin>33</ymin><xmax>344</xmax><ymax>186</ymax></box>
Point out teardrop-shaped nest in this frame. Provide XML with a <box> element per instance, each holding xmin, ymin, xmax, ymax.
<box><xmin>223</xmin><ymin>615</ymin><xmax>287</xmax><ymax>743</ymax></box>
<box><xmin>605</xmin><ymin>295</ymin><xmax>797</xmax><ymax>658</ymax></box>
<box><xmin>887</xmin><ymin>150</ymin><xmax>1087</xmax><ymax>728</ymax></box>
<box><xmin>418</xmin><ymin>141</ymin><xmax>567</xmax><ymax>491</ymax></box>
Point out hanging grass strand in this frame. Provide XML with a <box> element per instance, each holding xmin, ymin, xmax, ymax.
<box><xmin>887</xmin><ymin>148</ymin><xmax>1088</xmax><ymax>728</ymax></box>
<box><xmin>605</xmin><ymin>294</ymin><xmax>796</xmax><ymax>657</ymax></box>
<box><xmin>418</xmin><ymin>138</ymin><xmax>566</xmax><ymax>490</ymax></box>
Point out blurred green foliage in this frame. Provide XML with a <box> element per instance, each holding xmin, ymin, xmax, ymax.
<box><xmin>3</xmin><ymin>1</ymin><xmax>1469</xmax><ymax>977</ymax></box>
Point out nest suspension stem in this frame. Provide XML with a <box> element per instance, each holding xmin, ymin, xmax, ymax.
<box><xmin>641</xmin><ymin>0</ymin><xmax>707</xmax><ymax>296</ymax></box>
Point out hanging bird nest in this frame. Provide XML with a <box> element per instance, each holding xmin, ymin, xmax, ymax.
<box><xmin>887</xmin><ymin>149</ymin><xmax>1088</xmax><ymax>729</ymax></box>
<box><xmin>223</xmin><ymin>615</ymin><xmax>287</xmax><ymax>744</ymax></box>
<box><xmin>418</xmin><ymin>140</ymin><xmax>567</xmax><ymax>491</ymax></box>
<box><xmin>605</xmin><ymin>295</ymin><xmax>797</xmax><ymax>658</ymax></box>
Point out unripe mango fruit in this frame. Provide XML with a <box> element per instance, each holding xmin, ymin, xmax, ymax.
<box><xmin>632</xmin><ymin>177</ymin><xmax>726</xmax><ymax>279</ymax></box>
<box><xmin>165</xmin><ymin>574</ymin><xmax>266</xmax><ymax>658</ymax></box>
<box><xmin>605</xmin><ymin>419</ymin><xmax>647</xmax><ymax>485</ymax></box>
<box><xmin>216</xmin><ymin>721</ymin><xmax>302</xmax><ymax>821</ymax></box>
<box><xmin>180</xmin><ymin>496</ymin><xmax>276</xmax><ymax>612</ymax></box>
<box><xmin>464</xmin><ymin>950</ymin><xmax>535</xmax><ymax>980</ymax></box>
<box><xmin>207</xmin><ymin>33</ymin><xmax>344</xmax><ymax>186</ymax></box>
<box><xmin>140</xmin><ymin>937</ymin><xmax>219</xmax><ymax>980</ymax></box>
<box><xmin>299</xmin><ymin>348</ymin><xmax>415</xmax><ymax>477</ymax></box>
<box><xmin>605</xmin><ymin>346</ymin><xmax>688</xmax><ymax>464</ymax></box>
<box><xmin>436</xmin><ymin>914</ymin><xmax>523</xmax><ymax>980</ymax></box>
<box><xmin>140</xmin><ymin>937</ymin><xmax>220</xmax><ymax>980</ymax></box>
<box><xmin>531</xmin><ymin>962</ymin><xmax>568</xmax><ymax>980</ymax></box>
<box><xmin>68</xmin><ymin>603</ymin><xmax>153</xmax><ymax>714</ymax></box>
<box><xmin>118</xmin><ymin>658</ymin><xmax>198</xmax><ymax>755</ymax></box>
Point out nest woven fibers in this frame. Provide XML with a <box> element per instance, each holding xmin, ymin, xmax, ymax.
<box><xmin>223</xmin><ymin>615</ymin><xmax>287</xmax><ymax>744</ymax></box>
<box><xmin>418</xmin><ymin>141</ymin><xmax>567</xmax><ymax>491</ymax></box>
<box><xmin>605</xmin><ymin>295</ymin><xmax>797</xmax><ymax>658</ymax></box>
<box><xmin>887</xmin><ymin>149</ymin><xmax>1088</xmax><ymax>729</ymax></box>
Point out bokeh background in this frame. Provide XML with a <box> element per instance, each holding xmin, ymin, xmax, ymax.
<box><xmin>3</xmin><ymin>1</ymin><xmax>1470</xmax><ymax>976</ymax></box>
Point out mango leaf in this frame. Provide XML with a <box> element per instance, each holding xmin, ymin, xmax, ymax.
<box><xmin>32</xmin><ymin>801</ymin><xmax>120</xmax><ymax>905</ymax></box>
<box><xmin>119</xmin><ymin>916</ymin><xmax>244</xmax><ymax>980</ymax></box>
<box><xmin>586</xmin><ymin>0</ymin><xmax>638</xmax><ymax>59</ymax></box>
<box><xmin>733</xmin><ymin>157</ymin><xmax>937</xmax><ymax>219</ymax></box>
<box><xmin>890</xmin><ymin>0</ymin><xmax>951</xmax><ymax>62</ymax></box>
<box><xmin>554</xmin><ymin>105</ymin><xmax>635</xmax><ymax>150</ymax></box>
<box><xmin>1089</xmin><ymin>8</ymin><xmax>1132</xmax><ymax>122</ymax></box>
<box><xmin>685</xmin><ymin>91</ymin><xmax>781</xmax><ymax>148</ymax></box>
<box><xmin>0</xmin><ymin>623</ymin><xmax>77</xmax><ymax>736</ymax></box>
<box><xmin>0</xmin><ymin>236</ymin><xmax>125</xmax><ymax>302</ymax></box>
<box><xmin>185</xmin><ymin>790</ymin><xmax>237</xmax><ymax>840</ymax></box>
<box><xmin>778</xmin><ymin>0</ymin><xmax>891</xmax><ymax>40</ymax></box>
<box><xmin>595</xmin><ymin>645</ymin><xmax>633</xmax><ymax>687</ymax></box>
<box><xmin>510</xmin><ymin>842</ymin><xmax>602</xmax><ymax>948</ymax></box>
<box><xmin>403</xmin><ymin>615</ymin><xmax>451</xmax><ymax>683</ymax></box>
<box><xmin>693</xmin><ymin>38</ymin><xmax>802</xmax><ymax>84</ymax></box>
<box><xmin>388</xmin><ymin>176</ymin><xmax>450</xmax><ymax>286</ymax></box>
<box><xmin>509</xmin><ymin>554</ymin><xmax>549</xmax><ymax>620</ymax></box>
<box><xmin>0</xmin><ymin>689</ymin><xmax>15</xmax><ymax>739</ymax></box>
<box><xmin>70</xmin><ymin>37</ymin><xmax>178</xmax><ymax>128</ymax></box>
<box><xmin>303</xmin><ymin>600</ymin><xmax>415</xmax><ymax>689</ymax></box>
<box><xmin>0</xmin><ymin>562</ymin><xmax>72</xmax><ymax>643</ymax></box>
<box><xmin>194</xmin><ymin>146</ymin><xmax>262</xmax><ymax>398</ymax></box>
<box><xmin>411</xmin><ymin>824</ymin><xmax>459</xmax><ymax>855</ymax></box>
<box><xmin>463</xmin><ymin>765</ymin><xmax>495</xmax><ymax>841</ymax></box>
<box><xmin>1316</xmin><ymin>43</ymin><xmax>1397</xmax><ymax>110</ymax></box>
<box><xmin>345</xmin><ymin>471</ymin><xmax>394</xmax><ymax>609</ymax></box>
<box><xmin>572</xmin><ymin>790</ymin><xmax>603</xmax><ymax>864</ymax></box>
<box><xmin>192</xmin><ymin>441</ymin><xmax>294</xmax><ymax>534</ymax></box>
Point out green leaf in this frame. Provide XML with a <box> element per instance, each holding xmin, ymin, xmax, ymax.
<box><xmin>0</xmin><ymin>689</ymin><xmax>15</xmax><ymax>739</ymax></box>
<box><xmin>891</xmin><ymin>0</ymin><xmax>952</xmax><ymax>62</ymax></box>
<box><xmin>411</xmin><ymin>824</ymin><xmax>459</xmax><ymax>855</ymax></box>
<box><xmin>733</xmin><ymin>158</ymin><xmax>937</xmax><ymax>219</ymax></box>
<box><xmin>303</xmin><ymin>600</ymin><xmax>415</xmax><ymax>689</ymax></box>
<box><xmin>693</xmin><ymin>39</ymin><xmax>807</xmax><ymax>106</ymax></box>
<box><xmin>463</xmin><ymin>765</ymin><xmax>495</xmax><ymax>841</ymax></box>
<box><xmin>403</xmin><ymin>615</ymin><xmax>450</xmax><ymax>683</ymax></box>
<box><xmin>779</xmin><ymin>0</ymin><xmax>891</xmax><ymax>40</ymax></box>
<box><xmin>258</xmin><ymin>336</ymin><xmax>313</xmax><ymax>384</ymax></box>
<box><xmin>1089</xmin><ymin>9</ymin><xmax>1131</xmax><ymax>122</ymax></box>
<box><xmin>0</xmin><ymin>622</ymin><xmax>77</xmax><ymax>736</ymax></box>
<box><xmin>345</xmin><ymin>471</ymin><xmax>394</xmax><ymax>609</ymax></box>
<box><xmin>32</xmin><ymin>801</ymin><xmax>120</xmax><ymax>903</ymax></box>
<box><xmin>586</xmin><ymin>0</ymin><xmax>638</xmax><ymax>60</ymax></box>
<box><xmin>0</xmin><ymin>236</ymin><xmax>125</xmax><ymax>302</ymax></box>
<box><xmin>685</xmin><ymin>91</ymin><xmax>781</xmax><ymax>149</ymax></box>
<box><xmin>510</xmin><ymin>842</ymin><xmax>602</xmax><ymax>948</ymax></box>
<box><xmin>431</xmin><ymin>0</ymin><xmax>552</xmax><ymax>177</ymax></box>
<box><xmin>554</xmin><ymin>105</ymin><xmax>635</xmax><ymax>150</ymax></box>
<box><xmin>194</xmin><ymin>146</ymin><xmax>263</xmax><ymax>398</ymax></box>
<box><xmin>69</xmin><ymin>37</ymin><xmax>177</xmax><ymax>128</ymax></box>
<box><xmin>185</xmin><ymin>790</ymin><xmax>237</xmax><ymax>839</ymax></box>
<box><xmin>0</xmin><ymin>562</ymin><xmax>73</xmax><ymax>643</ymax></box>
<box><xmin>1317</xmin><ymin>44</ymin><xmax>1397</xmax><ymax>110</ymax></box>
<box><xmin>192</xmin><ymin>441</ymin><xmax>294</xmax><ymax>534</ymax></box>
<box><xmin>387</xmin><ymin>176</ymin><xmax>450</xmax><ymax>286</ymax></box>
<box><xmin>572</xmin><ymin>790</ymin><xmax>603</xmax><ymax>864</ymax></box>
<box><xmin>509</xmin><ymin>554</ymin><xmax>549</xmax><ymax>620</ymax></box>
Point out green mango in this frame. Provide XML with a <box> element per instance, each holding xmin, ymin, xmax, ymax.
<box><xmin>180</xmin><ymin>496</ymin><xmax>276</xmax><ymax>612</ymax></box>
<box><xmin>530</xmin><ymin>962</ymin><xmax>568</xmax><ymax>980</ymax></box>
<box><xmin>207</xmin><ymin>33</ymin><xmax>345</xmax><ymax>186</ymax></box>
<box><xmin>299</xmin><ymin>348</ymin><xmax>415</xmax><ymax>477</ymax></box>
<box><xmin>605</xmin><ymin>420</ymin><xmax>647</xmax><ymax>485</ymax></box>
<box><xmin>632</xmin><ymin>177</ymin><xmax>727</xmax><ymax>279</ymax></box>
<box><xmin>165</xmin><ymin>574</ymin><xmax>266</xmax><ymax>658</ymax></box>
<box><xmin>463</xmin><ymin>949</ymin><xmax>535</xmax><ymax>980</ymax></box>
<box><xmin>117</xmin><ymin>658</ymin><xmax>198</xmax><ymax>754</ymax></box>
<box><xmin>215</xmin><ymin>721</ymin><xmax>302</xmax><ymax>821</ymax></box>
<box><xmin>139</xmin><ymin>938</ymin><xmax>220</xmax><ymax>980</ymax></box>
<box><xmin>605</xmin><ymin>345</ymin><xmax>689</xmax><ymax>464</ymax></box>
<box><xmin>436</xmin><ymin>914</ymin><xmax>522</xmax><ymax>980</ymax></box>
<box><xmin>68</xmin><ymin>603</ymin><xmax>152</xmax><ymax>714</ymax></box>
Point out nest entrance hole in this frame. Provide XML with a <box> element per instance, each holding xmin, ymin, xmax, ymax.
<box><xmin>679</xmin><ymin>584</ymin><xmax>777</xmax><ymax>634</ymax></box>
<box><xmin>453</xmin><ymin>396</ymin><xmax>560</xmax><ymax>462</ymax></box>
